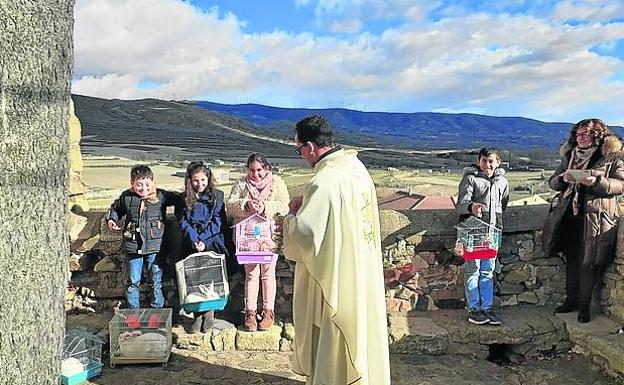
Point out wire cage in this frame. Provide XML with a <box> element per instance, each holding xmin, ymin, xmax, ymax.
<box><xmin>109</xmin><ymin>308</ymin><xmax>172</xmax><ymax>367</ymax></box>
<box><xmin>233</xmin><ymin>213</ymin><xmax>278</xmax><ymax>264</ymax></box>
<box><xmin>454</xmin><ymin>216</ymin><xmax>502</xmax><ymax>260</ymax></box>
<box><xmin>175</xmin><ymin>251</ymin><xmax>229</xmax><ymax>313</ymax></box>
<box><xmin>60</xmin><ymin>330</ymin><xmax>104</xmax><ymax>385</ymax></box>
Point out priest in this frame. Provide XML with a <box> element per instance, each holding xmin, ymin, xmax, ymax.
<box><xmin>283</xmin><ymin>115</ymin><xmax>391</xmax><ymax>385</ymax></box>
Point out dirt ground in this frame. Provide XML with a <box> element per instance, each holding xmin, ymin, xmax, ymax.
<box><xmin>85</xmin><ymin>349</ymin><xmax>614</xmax><ymax>385</ymax></box>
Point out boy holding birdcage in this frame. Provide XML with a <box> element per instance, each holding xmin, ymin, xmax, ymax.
<box><xmin>456</xmin><ymin>147</ymin><xmax>509</xmax><ymax>325</ymax></box>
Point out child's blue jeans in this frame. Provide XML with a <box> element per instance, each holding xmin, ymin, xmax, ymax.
<box><xmin>464</xmin><ymin>257</ymin><xmax>495</xmax><ymax>312</ymax></box>
<box><xmin>126</xmin><ymin>253</ymin><xmax>164</xmax><ymax>309</ymax></box>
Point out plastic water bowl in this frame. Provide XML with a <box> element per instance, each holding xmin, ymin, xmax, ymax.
<box><xmin>60</xmin><ymin>362</ymin><xmax>103</xmax><ymax>385</ymax></box>
<box><xmin>181</xmin><ymin>296</ymin><xmax>229</xmax><ymax>313</ymax></box>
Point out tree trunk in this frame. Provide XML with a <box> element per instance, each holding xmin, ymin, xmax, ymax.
<box><xmin>0</xmin><ymin>1</ymin><xmax>74</xmax><ymax>384</ymax></box>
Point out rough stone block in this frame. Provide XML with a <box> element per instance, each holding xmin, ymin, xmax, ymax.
<box><xmin>235</xmin><ymin>325</ymin><xmax>281</xmax><ymax>351</ymax></box>
<box><xmin>403</xmin><ymin>209</ymin><xmax>457</xmax><ymax>236</ymax></box>
<box><xmin>411</xmin><ymin>254</ymin><xmax>430</xmax><ymax>272</ymax></box>
<box><xmin>388</xmin><ymin>315</ymin><xmax>449</xmax><ymax>355</ymax></box>
<box><xmin>557</xmin><ymin>312</ymin><xmax>624</xmax><ymax>375</ymax></box>
<box><xmin>283</xmin><ymin>323</ymin><xmax>295</xmax><ymax>341</ymax></box>
<box><xmin>501</xmin><ymin>261</ymin><xmax>526</xmax><ymax>272</ymax></box>
<box><xmin>503</xmin><ymin>268</ymin><xmax>532</xmax><ymax>284</ymax></box>
<box><xmin>500</xmin><ymin>295</ymin><xmax>518</xmax><ymax>307</ymax></box>
<box><xmin>417</xmin><ymin>251</ymin><xmax>436</xmax><ymax>265</ymax></box>
<box><xmin>503</xmin><ymin>205</ymin><xmax>548</xmax><ymax>233</ymax></box>
<box><xmin>211</xmin><ymin>319</ymin><xmax>237</xmax><ymax>351</ymax></box>
<box><xmin>430</xmin><ymin>288</ymin><xmax>463</xmax><ymax>301</ymax></box>
<box><xmin>498</xmin><ymin>282</ymin><xmax>525</xmax><ymax>295</ymax></box>
<box><xmin>379</xmin><ymin>209</ymin><xmax>411</xmax><ymax>246</ymax></box>
<box><xmin>531</xmin><ymin>257</ymin><xmax>564</xmax><ymax>266</ymax></box>
<box><xmin>536</xmin><ymin>266</ymin><xmax>560</xmax><ymax>280</ymax></box>
<box><xmin>386</xmin><ymin>297</ymin><xmax>412</xmax><ymax>312</ymax></box>
<box><xmin>518</xmin><ymin>291</ymin><xmax>539</xmax><ymax>304</ymax></box>
<box><xmin>279</xmin><ymin>338</ymin><xmax>293</xmax><ymax>352</ymax></box>
<box><xmin>172</xmin><ymin>325</ymin><xmax>213</xmax><ymax>351</ymax></box>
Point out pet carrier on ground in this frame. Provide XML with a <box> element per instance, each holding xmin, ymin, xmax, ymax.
<box><xmin>233</xmin><ymin>213</ymin><xmax>278</xmax><ymax>264</ymax></box>
<box><xmin>175</xmin><ymin>251</ymin><xmax>229</xmax><ymax>313</ymax></box>
<box><xmin>454</xmin><ymin>216</ymin><xmax>501</xmax><ymax>260</ymax></box>
<box><xmin>60</xmin><ymin>329</ymin><xmax>104</xmax><ymax>385</ymax></box>
<box><xmin>109</xmin><ymin>308</ymin><xmax>172</xmax><ymax>367</ymax></box>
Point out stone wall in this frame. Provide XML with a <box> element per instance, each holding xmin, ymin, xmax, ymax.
<box><xmin>601</xmin><ymin>211</ymin><xmax>624</xmax><ymax>321</ymax></box>
<box><xmin>69</xmin><ymin>202</ymin><xmax>624</xmax><ymax>324</ymax></box>
<box><xmin>381</xmin><ymin>205</ymin><xmax>568</xmax><ymax>312</ymax></box>
<box><xmin>67</xmin><ymin>211</ymin><xmax>296</xmax><ymax>322</ymax></box>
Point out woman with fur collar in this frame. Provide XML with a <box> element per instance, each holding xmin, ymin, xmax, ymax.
<box><xmin>544</xmin><ymin>118</ymin><xmax>624</xmax><ymax>323</ymax></box>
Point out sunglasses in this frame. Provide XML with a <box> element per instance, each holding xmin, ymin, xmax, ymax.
<box><xmin>294</xmin><ymin>143</ymin><xmax>306</xmax><ymax>156</ymax></box>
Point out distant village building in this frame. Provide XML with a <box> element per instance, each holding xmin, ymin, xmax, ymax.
<box><xmin>508</xmin><ymin>195</ymin><xmax>548</xmax><ymax>207</ymax></box>
<box><xmin>378</xmin><ymin>191</ymin><xmax>456</xmax><ymax>211</ymax></box>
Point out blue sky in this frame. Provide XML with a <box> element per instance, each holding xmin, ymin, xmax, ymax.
<box><xmin>73</xmin><ymin>0</ymin><xmax>624</xmax><ymax>124</ymax></box>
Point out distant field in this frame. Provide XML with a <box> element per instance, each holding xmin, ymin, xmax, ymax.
<box><xmin>83</xmin><ymin>155</ymin><xmax>552</xmax><ymax>210</ymax></box>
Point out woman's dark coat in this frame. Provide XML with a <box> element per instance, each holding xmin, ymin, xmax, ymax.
<box><xmin>543</xmin><ymin>135</ymin><xmax>624</xmax><ymax>267</ymax></box>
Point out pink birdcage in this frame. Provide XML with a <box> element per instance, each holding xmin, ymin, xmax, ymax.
<box><xmin>233</xmin><ymin>213</ymin><xmax>278</xmax><ymax>264</ymax></box>
<box><xmin>454</xmin><ymin>216</ymin><xmax>501</xmax><ymax>260</ymax></box>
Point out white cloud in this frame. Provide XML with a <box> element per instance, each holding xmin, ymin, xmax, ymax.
<box><xmin>74</xmin><ymin>0</ymin><xmax>251</xmax><ymax>99</ymax></box>
<box><xmin>73</xmin><ymin>0</ymin><xmax>624</xmax><ymax>123</ymax></box>
<box><xmin>309</xmin><ymin>0</ymin><xmax>434</xmax><ymax>24</ymax></box>
<box><xmin>553</xmin><ymin>0</ymin><xmax>624</xmax><ymax>22</ymax></box>
<box><xmin>330</xmin><ymin>19</ymin><xmax>363</xmax><ymax>34</ymax></box>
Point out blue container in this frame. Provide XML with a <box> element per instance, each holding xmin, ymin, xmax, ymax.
<box><xmin>181</xmin><ymin>295</ymin><xmax>229</xmax><ymax>313</ymax></box>
<box><xmin>60</xmin><ymin>362</ymin><xmax>103</xmax><ymax>385</ymax></box>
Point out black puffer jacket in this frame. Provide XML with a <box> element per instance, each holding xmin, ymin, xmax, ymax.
<box><xmin>106</xmin><ymin>189</ymin><xmax>180</xmax><ymax>255</ymax></box>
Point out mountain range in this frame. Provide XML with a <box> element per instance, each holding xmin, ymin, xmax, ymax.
<box><xmin>73</xmin><ymin>94</ymin><xmax>621</xmax><ymax>168</ymax></box>
<box><xmin>195</xmin><ymin>101</ymin><xmax>617</xmax><ymax>151</ymax></box>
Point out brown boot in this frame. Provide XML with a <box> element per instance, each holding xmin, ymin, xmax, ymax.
<box><xmin>244</xmin><ymin>310</ymin><xmax>258</xmax><ymax>332</ymax></box>
<box><xmin>258</xmin><ymin>309</ymin><xmax>274</xmax><ymax>331</ymax></box>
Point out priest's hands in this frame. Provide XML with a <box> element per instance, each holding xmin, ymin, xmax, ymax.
<box><xmin>289</xmin><ymin>196</ymin><xmax>303</xmax><ymax>215</ymax></box>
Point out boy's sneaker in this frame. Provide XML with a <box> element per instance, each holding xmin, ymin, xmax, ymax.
<box><xmin>484</xmin><ymin>310</ymin><xmax>502</xmax><ymax>326</ymax></box>
<box><xmin>468</xmin><ymin>311</ymin><xmax>489</xmax><ymax>325</ymax></box>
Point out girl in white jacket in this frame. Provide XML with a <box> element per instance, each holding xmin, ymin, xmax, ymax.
<box><xmin>227</xmin><ymin>153</ymin><xmax>289</xmax><ymax>331</ymax></box>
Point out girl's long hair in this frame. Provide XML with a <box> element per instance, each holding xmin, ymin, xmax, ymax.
<box><xmin>184</xmin><ymin>161</ymin><xmax>216</xmax><ymax>209</ymax></box>
<box><xmin>246</xmin><ymin>152</ymin><xmax>272</xmax><ymax>170</ymax></box>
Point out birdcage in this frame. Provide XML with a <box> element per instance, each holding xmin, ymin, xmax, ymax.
<box><xmin>454</xmin><ymin>216</ymin><xmax>501</xmax><ymax>260</ymax></box>
<box><xmin>233</xmin><ymin>213</ymin><xmax>278</xmax><ymax>264</ymax></box>
<box><xmin>175</xmin><ymin>251</ymin><xmax>229</xmax><ymax>313</ymax></box>
<box><xmin>109</xmin><ymin>308</ymin><xmax>172</xmax><ymax>367</ymax></box>
<box><xmin>60</xmin><ymin>330</ymin><xmax>104</xmax><ymax>385</ymax></box>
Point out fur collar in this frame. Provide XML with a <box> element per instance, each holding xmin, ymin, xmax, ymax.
<box><xmin>559</xmin><ymin>135</ymin><xmax>624</xmax><ymax>160</ymax></box>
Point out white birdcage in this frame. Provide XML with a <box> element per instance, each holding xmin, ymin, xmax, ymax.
<box><xmin>109</xmin><ymin>308</ymin><xmax>172</xmax><ymax>367</ymax></box>
<box><xmin>60</xmin><ymin>330</ymin><xmax>104</xmax><ymax>385</ymax></box>
<box><xmin>454</xmin><ymin>216</ymin><xmax>501</xmax><ymax>260</ymax></box>
<box><xmin>233</xmin><ymin>213</ymin><xmax>277</xmax><ymax>264</ymax></box>
<box><xmin>175</xmin><ymin>251</ymin><xmax>229</xmax><ymax>313</ymax></box>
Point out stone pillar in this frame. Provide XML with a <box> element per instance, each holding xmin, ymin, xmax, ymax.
<box><xmin>0</xmin><ymin>1</ymin><xmax>74</xmax><ymax>384</ymax></box>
